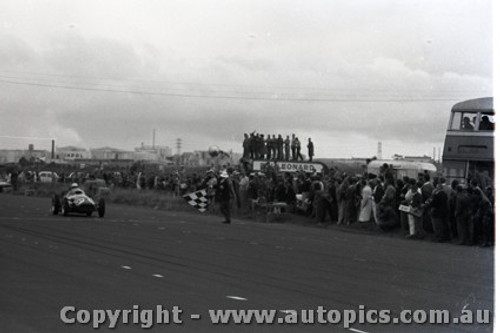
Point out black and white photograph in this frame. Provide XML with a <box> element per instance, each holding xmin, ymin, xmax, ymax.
<box><xmin>0</xmin><ymin>0</ymin><xmax>495</xmax><ymax>332</ymax></box>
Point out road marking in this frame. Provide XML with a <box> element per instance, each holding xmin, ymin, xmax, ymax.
<box><xmin>121</xmin><ymin>265</ymin><xmax>132</xmax><ymax>270</ymax></box>
<box><xmin>349</xmin><ymin>328</ymin><xmax>371</xmax><ymax>333</ymax></box>
<box><xmin>153</xmin><ymin>274</ymin><xmax>164</xmax><ymax>278</ymax></box>
<box><xmin>280</xmin><ymin>310</ymin><xmax>296</xmax><ymax>314</ymax></box>
<box><xmin>158</xmin><ymin>227</ymin><xmax>166</xmax><ymax>230</ymax></box>
<box><xmin>354</xmin><ymin>258</ymin><xmax>367</xmax><ymax>262</ymax></box>
<box><xmin>226</xmin><ymin>296</ymin><xmax>247</xmax><ymax>301</ymax></box>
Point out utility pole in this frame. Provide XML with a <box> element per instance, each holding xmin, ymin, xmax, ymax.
<box><xmin>377</xmin><ymin>142</ymin><xmax>382</xmax><ymax>160</ymax></box>
<box><xmin>152</xmin><ymin>129</ymin><xmax>156</xmax><ymax>149</ymax></box>
<box><xmin>176</xmin><ymin>138</ymin><xmax>182</xmax><ymax>165</ymax></box>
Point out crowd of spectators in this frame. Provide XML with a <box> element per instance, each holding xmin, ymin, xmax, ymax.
<box><xmin>222</xmin><ymin>162</ymin><xmax>495</xmax><ymax>247</ymax></box>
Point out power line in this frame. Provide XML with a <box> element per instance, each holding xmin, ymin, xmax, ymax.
<box><xmin>0</xmin><ymin>69</ymin><xmax>487</xmax><ymax>94</ymax></box>
<box><xmin>0</xmin><ymin>78</ymin><xmax>468</xmax><ymax>103</ymax></box>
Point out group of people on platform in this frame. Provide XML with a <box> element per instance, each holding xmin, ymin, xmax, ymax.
<box><xmin>242</xmin><ymin>132</ymin><xmax>315</xmax><ymax>162</ymax></box>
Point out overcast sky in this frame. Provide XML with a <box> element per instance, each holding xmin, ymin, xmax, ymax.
<box><xmin>0</xmin><ymin>0</ymin><xmax>494</xmax><ymax>158</ymax></box>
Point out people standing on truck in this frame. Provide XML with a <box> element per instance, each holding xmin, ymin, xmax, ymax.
<box><xmin>277</xmin><ymin>134</ymin><xmax>284</xmax><ymax>160</ymax></box>
<box><xmin>284</xmin><ymin>135</ymin><xmax>291</xmax><ymax>161</ymax></box>
<box><xmin>291</xmin><ymin>134</ymin><xmax>297</xmax><ymax>160</ymax></box>
<box><xmin>295</xmin><ymin>137</ymin><xmax>304</xmax><ymax>161</ymax></box>
<box><xmin>242</xmin><ymin>133</ymin><xmax>250</xmax><ymax>159</ymax></box>
<box><xmin>307</xmin><ymin>138</ymin><xmax>314</xmax><ymax>162</ymax></box>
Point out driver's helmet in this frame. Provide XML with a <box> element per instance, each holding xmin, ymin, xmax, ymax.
<box><xmin>70</xmin><ymin>183</ymin><xmax>79</xmax><ymax>189</ymax></box>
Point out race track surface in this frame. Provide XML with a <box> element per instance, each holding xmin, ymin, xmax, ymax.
<box><xmin>0</xmin><ymin>194</ymin><xmax>494</xmax><ymax>332</ymax></box>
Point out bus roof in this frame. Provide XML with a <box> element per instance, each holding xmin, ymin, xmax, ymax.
<box><xmin>451</xmin><ymin>97</ymin><xmax>494</xmax><ymax>113</ymax></box>
<box><xmin>367</xmin><ymin>160</ymin><xmax>437</xmax><ymax>172</ymax></box>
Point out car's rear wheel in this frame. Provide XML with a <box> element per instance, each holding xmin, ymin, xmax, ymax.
<box><xmin>52</xmin><ymin>195</ymin><xmax>61</xmax><ymax>215</ymax></box>
<box><xmin>62</xmin><ymin>200</ymin><xmax>69</xmax><ymax>216</ymax></box>
<box><xmin>98</xmin><ymin>199</ymin><xmax>105</xmax><ymax>218</ymax></box>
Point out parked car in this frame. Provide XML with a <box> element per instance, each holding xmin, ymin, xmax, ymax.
<box><xmin>38</xmin><ymin>171</ymin><xmax>59</xmax><ymax>183</ymax></box>
<box><xmin>0</xmin><ymin>178</ymin><xmax>12</xmax><ymax>193</ymax></box>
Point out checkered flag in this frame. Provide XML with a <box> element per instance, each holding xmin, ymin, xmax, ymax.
<box><xmin>183</xmin><ymin>189</ymin><xmax>209</xmax><ymax>213</ymax></box>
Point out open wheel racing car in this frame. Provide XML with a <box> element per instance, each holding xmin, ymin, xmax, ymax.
<box><xmin>52</xmin><ymin>188</ymin><xmax>105</xmax><ymax>217</ymax></box>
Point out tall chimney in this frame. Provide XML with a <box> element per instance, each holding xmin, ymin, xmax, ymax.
<box><xmin>51</xmin><ymin>140</ymin><xmax>55</xmax><ymax>159</ymax></box>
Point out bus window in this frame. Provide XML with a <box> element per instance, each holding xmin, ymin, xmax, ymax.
<box><xmin>479</xmin><ymin>114</ymin><xmax>494</xmax><ymax>131</ymax></box>
<box><xmin>450</xmin><ymin>112</ymin><xmax>477</xmax><ymax>130</ymax></box>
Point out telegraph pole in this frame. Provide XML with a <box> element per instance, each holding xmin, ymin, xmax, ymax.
<box><xmin>176</xmin><ymin>138</ymin><xmax>182</xmax><ymax>165</ymax></box>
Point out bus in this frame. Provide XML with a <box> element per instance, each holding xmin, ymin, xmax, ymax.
<box><xmin>442</xmin><ymin>97</ymin><xmax>494</xmax><ymax>189</ymax></box>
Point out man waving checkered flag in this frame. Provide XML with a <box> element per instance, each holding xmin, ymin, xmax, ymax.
<box><xmin>183</xmin><ymin>189</ymin><xmax>209</xmax><ymax>213</ymax></box>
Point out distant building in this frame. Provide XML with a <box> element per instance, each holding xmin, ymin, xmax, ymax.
<box><xmin>0</xmin><ymin>145</ymin><xmax>49</xmax><ymax>164</ymax></box>
<box><xmin>91</xmin><ymin>147</ymin><xmax>135</xmax><ymax>160</ymax></box>
<box><xmin>402</xmin><ymin>155</ymin><xmax>434</xmax><ymax>163</ymax></box>
<box><xmin>56</xmin><ymin>146</ymin><xmax>91</xmax><ymax>160</ymax></box>
<box><xmin>135</xmin><ymin>144</ymin><xmax>172</xmax><ymax>158</ymax></box>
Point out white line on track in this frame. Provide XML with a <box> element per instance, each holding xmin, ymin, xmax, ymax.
<box><xmin>226</xmin><ymin>296</ymin><xmax>247</xmax><ymax>301</ymax></box>
<box><xmin>280</xmin><ymin>310</ymin><xmax>297</xmax><ymax>314</ymax></box>
<box><xmin>349</xmin><ymin>328</ymin><xmax>371</xmax><ymax>333</ymax></box>
<box><xmin>153</xmin><ymin>274</ymin><xmax>164</xmax><ymax>278</ymax></box>
<box><xmin>121</xmin><ymin>265</ymin><xmax>132</xmax><ymax>270</ymax></box>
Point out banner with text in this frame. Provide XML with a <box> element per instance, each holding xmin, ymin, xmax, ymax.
<box><xmin>252</xmin><ymin>160</ymin><xmax>324</xmax><ymax>173</ymax></box>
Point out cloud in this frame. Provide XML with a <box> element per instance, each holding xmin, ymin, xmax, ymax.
<box><xmin>0</xmin><ymin>0</ymin><xmax>493</xmax><ymax>158</ymax></box>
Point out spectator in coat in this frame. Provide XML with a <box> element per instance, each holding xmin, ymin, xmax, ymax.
<box><xmin>455</xmin><ymin>185</ymin><xmax>472</xmax><ymax>245</ymax></box>
<box><xmin>358</xmin><ymin>179</ymin><xmax>373</xmax><ymax>223</ymax></box>
<box><xmin>425</xmin><ymin>183</ymin><xmax>451</xmax><ymax>242</ymax></box>
<box><xmin>407</xmin><ymin>179</ymin><xmax>424</xmax><ymax>239</ymax></box>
